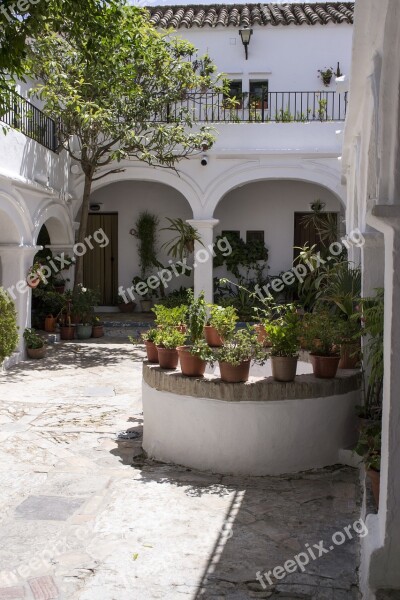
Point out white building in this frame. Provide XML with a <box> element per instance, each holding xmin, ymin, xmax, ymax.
<box><xmin>0</xmin><ymin>2</ymin><xmax>354</xmax><ymax>354</ymax></box>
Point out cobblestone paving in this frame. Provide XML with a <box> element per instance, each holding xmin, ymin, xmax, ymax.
<box><xmin>0</xmin><ymin>340</ymin><xmax>361</xmax><ymax>599</ymax></box>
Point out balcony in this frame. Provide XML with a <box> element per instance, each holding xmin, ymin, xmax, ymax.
<box><xmin>158</xmin><ymin>90</ymin><xmax>348</xmax><ymax>124</ymax></box>
<box><xmin>0</xmin><ymin>87</ymin><xmax>59</xmax><ymax>152</ymax></box>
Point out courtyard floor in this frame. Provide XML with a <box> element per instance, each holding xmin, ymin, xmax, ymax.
<box><xmin>0</xmin><ymin>339</ymin><xmax>361</xmax><ymax>600</ymax></box>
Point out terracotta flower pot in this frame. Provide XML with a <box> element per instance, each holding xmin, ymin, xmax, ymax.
<box><xmin>157</xmin><ymin>346</ymin><xmax>179</xmax><ymax>369</ymax></box>
<box><xmin>367</xmin><ymin>469</ymin><xmax>380</xmax><ymax>509</ymax></box>
<box><xmin>339</xmin><ymin>342</ymin><xmax>360</xmax><ymax>369</ymax></box>
<box><xmin>145</xmin><ymin>340</ymin><xmax>159</xmax><ymax>363</ymax></box>
<box><xmin>27</xmin><ymin>277</ymin><xmax>41</xmax><ymax>289</ymax></box>
<box><xmin>118</xmin><ymin>302</ymin><xmax>136</xmax><ymax>313</ymax></box>
<box><xmin>27</xmin><ymin>346</ymin><xmax>46</xmax><ymax>359</ymax></box>
<box><xmin>44</xmin><ymin>315</ymin><xmax>57</xmax><ymax>333</ymax></box>
<box><xmin>92</xmin><ymin>325</ymin><xmax>104</xmax><ymax>338</ymax></box>
<box><xmin>219</xmin><ymin>360</ymin><xmax>251</xmax><ymax>383</ymax></box>
<box><xmin>60</xmin><ymin>325</ymin><xmax>75</xmax><ymax>340</ymax></box>
<box><xmin>254</xmin><ymin>324</ymin><xmax>271</xmax><ymax>347</ymax></box>
<box><xmin>140</xmin><ymin>299</ymin><xmax>153</xmax><ymax>313</ymax></box>
<box><xmin>271</xmin><ymin>356</ymin><xmax>298</xmax><ymax>382</ymax></box>
<box><xmin>204</xmin><ymin>326</ymin><xmax>223</xmax><ymax>347</ymax></box>
<box><xmin>310</xmin><ymin>354</ymin><xmax>340</xmax><ymax>379</ymax></box>
<box><xmin>76</xmin><ymin>324</ymin><xmax>93</xmax><ymax>340</ymax></box>
<box><xmin>178</xmin><ymin>346</ymin><xmax>206</xmax><ymax>377</ymax></box>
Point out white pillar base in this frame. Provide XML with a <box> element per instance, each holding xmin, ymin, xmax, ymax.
<box><xmin>187</xmin><ymin>219</ymin><xmax>219</xmax><ymax>303</ymax></box>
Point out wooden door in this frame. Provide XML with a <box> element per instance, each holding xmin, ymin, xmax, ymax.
<box><xmin>83</xmin><ymin>213</ymin><xmax>118</xmax><ymax>305</ymax></box>
<box><xmin>293</xmin><ymin>212</ymin><xmax>337</xmax><ymax>261</ymax></box>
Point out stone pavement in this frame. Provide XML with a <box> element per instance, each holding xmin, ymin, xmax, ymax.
<box><xmin>0</xmin><ymin>340</ymin><xmax>361</xmax><ymax>599</ymax></box>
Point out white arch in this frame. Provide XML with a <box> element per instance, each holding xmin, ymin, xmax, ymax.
<box><xmin>203</xmin><ymin>161</ymin><xmax>346</xmax><ymax>217</ymax></box>
<box><xmin>32</xmin><ymin>201</ymin><xmax>74</xmax><ymax>245</ymax></box>
<box><xmin>72</xmin><ymin>163</ymin><xmax>202</xmax><ymax>218</ymax></box>
<box><xmin>0</xmin><ymin>189</ymin><xmax>33</xmax><ymax>244</ymax></box>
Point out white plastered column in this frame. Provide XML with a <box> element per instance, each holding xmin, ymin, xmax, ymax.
<box><xmin>0</xmin><ymin>245</ymin><xmax>42</xmax><ymax>355</ymax></box>
<box><xmin>360</xmin><ymin>206</ymin><xmax>400</xmax><ymax>597</ymax></box>
<box><xmin>187</xmin><ymin>219</ymin><xmax>219</xmax><ymax>303</ymax></box>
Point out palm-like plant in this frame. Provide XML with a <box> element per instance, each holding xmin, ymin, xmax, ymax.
<box><xmin>316</xmin><ymin>261</ymin><xmax>361</xmax><ymax>319</ymax></box>
<box><xmin>161</xmin><ymin>218</ymin><xmax>203</xmax><ymax>260</ymax></box>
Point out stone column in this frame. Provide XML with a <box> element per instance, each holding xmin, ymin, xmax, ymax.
<box><xmin>360</xmin><ymin>206</ymin><xmax>400</xmax><ymax>595</ymax></box>
<box><xmin>0</xmin><ymin>245</ymin><xmax>42</xmax><ymax>355</ymax></box>
<box><xmin>360</xmin><ymin>231</ymin><xmax>385</xmax><ymax>296</ymax></box>
<box><xmin>186</xmin><ymin>219</ymin><xmax>219</xmax><ymax>303</ymax></box>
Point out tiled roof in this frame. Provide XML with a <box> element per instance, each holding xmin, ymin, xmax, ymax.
<box><xmin>148</xmin><ymin>3</ymin><xmax>354</xmax><ymax>28</ymax></box>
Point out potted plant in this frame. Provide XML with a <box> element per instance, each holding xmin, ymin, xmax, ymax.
<box><xmin>355</xmin><ymin>421</ymin><xmax>381</xmax><ymax>509</ymax></box>
<box><xmin>141</xmin><ymin>328</ymin><xmax>159</xmax><ymax>363</ymax></box>
<box><xmin>72</xmin><ymin>285</ymin><xmax>99</xmax><ymax>339</ymax></box>
<box><xmin>154</xmin><ymin>327</ymin><xmax>186</xmax><ymax>370</ymax></box>
<box><xmin>23</xmin><ymin>328</ymin><xmax>46</xmax><ymax>359</ymax></box>
<box><xmin>91</xmin><ymin>316</ymin><xmax>104</xmax><ymax>338</ymax></box>
<box><xmin>161</xmin><ymin>217</ymin><xmax>203</xmax><ymax>259</ymax></box>
<box><xmin>212</xmin><ymin>328</ymin><xmax>265</xmax><ymax>383</ymax></box>
<box><xmin>117</xmin><ymin>292</ymin><xmax>137</xmax><ymax>313</ymax></box>
<box><xmin>59</xmin><ymin>296</ymin><xmax>75</xmax><ymax>340</ymax></box>
<box><xmin>303</xmin><ymin>310</ymin><xmax>342</xmax><ymax>378</ymax></box>
<box><xmin>265</xmin><ymin>304</ymin><xmax>300</xmax><ymax>382</ymax></box>
<box><xmin>26</xmin><ymin>262</ymin><xmax>43</xmax><ymax>289</ymax></box>
<box><xmin>318</xmin><ymin>67</ymin><xmax>334</xmax><ymax>87</ymax></box>
<box><xmin>152</xmin><ymin>304</ymin><xmax>187</xmax><ymax>332</ymax></box>
<box><xmin>204</xmin><ymin>304</ymin><xmax>238</xmax><ymax>347</ymax></box>
<box><xmin>177</xmin><ymin>290</ymin><xmax>211</xmax><ymax>377</ymax></box>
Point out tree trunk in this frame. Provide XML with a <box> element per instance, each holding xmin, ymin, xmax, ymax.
<box><xmin>73</xmin><ymin>172</ymin><xmax>93</xmax><ymax>290</ymax></box>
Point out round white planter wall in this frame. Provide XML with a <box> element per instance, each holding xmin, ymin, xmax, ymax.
<box><xmin>142</xmin><ymin>363</ymin><xmax>361</xmax><ymax>476</ymax></box>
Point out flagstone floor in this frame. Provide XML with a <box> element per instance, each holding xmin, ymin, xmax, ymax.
<box><xmin>0</xmin><ymin>340</ymin><xmax>362</xmax><ymax>600</ymax></box>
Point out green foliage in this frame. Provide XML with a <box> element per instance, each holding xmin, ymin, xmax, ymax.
<box><xmin>161</xmin><ymin>218</ymin><xmax>203</xmax><ymax>260</ymax></box>
<box><xmin>355</xmin><ymin>422</ymin><xmax>381</xmax><ymax>471</ymax></box>
<box><xmin>189</xmin><ymin>338</ymin><xmax>213</xmax><ymax>361</ymax></box>
<box><xmin>302</xmin><ymin>309</ymin><xmax>343</xmax><ymax>356</ymax></box>
<box><xmin>154</xmin><ymin>327</ymin><xmax>186</xmax><ymax>349</ymax></box>
<box><xmin>72</xmin><ymin>285</ymin><xmax>100</xmax><ymax>324</ymax></box>
<box><xmin>208</xmin><ymin>304</ymin><xmax>238</xmax><ymax>341</ymax></box>
<box><xmin>23</xmin><ymin>328</ymin><xmax>44</xmax><ymax>350</ymax></box>
<box><xmin>141</xmin><ymin>328</ymin><xmax>158</xmax><ymax>343</ymax></box>
<box><xmin>157</xmin><ymin>287</ymin><xmax>191</xmax><ymax>308</ymax></box>
<box><xmin>275</xmin><ymin>108</ymin><xmax>294</xmax><ymax>123</ymax></box>
<box><xmin>315</xmin><ymin>261</ymin><xmax>361</xmax><ymax>320</ymax></box>
<box><xmin>131</xmin><ymin>212</ymin><xmax>160</xmax><ymax>278</ymax></box>
<box><xmin>186</xmin><ymin>290</ymin><xmax>207</xmax><ymax>344</ymax></box>
<box><xmin>152</xmin><ymin>304</ymin><xmax>187</xmax><ymax>328</ymax></box>
<box><xmin>214</xmin><ymin>233</ymin><xmax>268</xmax><ymax>279</ymax></box>
<box><xmin>265</xmin><ymin>304</ymin><xmax>300</xmax><ymax>357</ymax></box>
<box><xmin>212</xmin><ymin>328</ymin><xmax>265</xmax><ymax>367</ymax></box>
<box><xmin>32</xmin><ymin>288</ymin><xmax>65</xmax><ymax>319</ymax></box>
<box><xmin>0</xmin><ymin>290</ymin><xmax>18</xmax><ymax>362</ymax></box>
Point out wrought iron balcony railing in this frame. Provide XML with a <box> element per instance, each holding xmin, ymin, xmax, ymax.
<box><xmin>0</xmin><ymin>87</ymin><xmax>58</xmax><ymax>152</ymax></box>
<box><xmin>156</xmin><ymin>90</ymin><xmax>348</xmax><ymax>123</ymax></box>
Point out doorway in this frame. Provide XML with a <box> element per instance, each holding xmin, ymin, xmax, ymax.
<box><xmin>83</xmin><ymin>213</ymin><xmax>118</xmax><ymax>305</ymax></box>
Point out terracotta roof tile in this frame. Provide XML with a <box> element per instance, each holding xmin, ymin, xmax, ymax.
<box><xmin>147</xmin><ymin>2</ymin><xmax>354</xmax><ymax>29</ymax></box>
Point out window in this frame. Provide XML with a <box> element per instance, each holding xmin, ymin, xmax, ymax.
<box><xmin>249</xmin><ymin>80</ymin><xmax>268</xmax><ymax>109</ymax></box>
<box><xmin>222</xmin><ymin>230</ymin><xmax>241</xmax><ymax>240</ymax></box>
<box><xmin>224</xmin><ymin>80</ymin><xmax>243</xmax><ymax>108</ymax></box>
<box><xmin>246</xmin><ymin>230</ymin><xmax>264</xmax><ymax>244</ymax></box>
<box><xmin>246</xmin><ymin>231</ymin><xmax>266</xmax><ymax>260</ymax></box>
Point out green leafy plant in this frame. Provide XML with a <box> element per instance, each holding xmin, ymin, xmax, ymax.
<box><xmin>152</xmin><ymin>304</ymin><xmax>187</xmax><ymax>329</ymax></box>
<box><xmin>131</xmin><ymin>212</ymin><xmax>160</xmax><ymax>278</ymax></box>
<box><xmin>0</xmin><ymin>289</ymin><xmax>18</xmax><ymax>362</ymax></box>
<box><xmin>154</xmin><ymin>327</ymin><xmax>186</xmax><ymax>349</ymax></box>
<box><xmin>302</xmin><ymin>309</ymin><xmax>343</xmax><ymax>356</ymax></box>
<box><xmin>161</xmin><ymin>218</ymin><xmax>203</xmax><ymax>260</ymax></box>
<box><xmin>141</xmin><ymin>328</ymin><xmax>158</xmax><ymax>343</ymax></box>
<box><xmin>318</xmin><ymin>67</ymin><xmax>334</xmax><ymax>87</ymax></box>
<box><xmin>212</xmin><ymin>327</ymin><xmax>265</xmax><ymax>367</ymax></box>
<box><xmin>265</xmin><ymin>304</ymin><xmax>300</xmax><ymax>357</ymax></box>
<box><xmin>72</xmin><ymin>285</ymin><xmax>100</xmax><ymax>324</ymax></box>
<box><xmin>186</xmin><ymin>290</ymin><xmax>207</xmax><ymax>345</ymax></box>
<box><xmin>208</xmin><ymin>304</ymin><xmax>238</xmax><ymax>341</ymax></box>
<box><xmin>157</xmin><ymin>287</ymin><xmax>191</xmax><ymax>308</ymax></box>
<box><xmin>355</xmin><ymin>422</ymin><xmax>381</xmax><ymax>471</ymax></box>
<box><xmin>23</xmin><ymin>328</ymin><xmax>45</xmax><ymax>349</ymax></box>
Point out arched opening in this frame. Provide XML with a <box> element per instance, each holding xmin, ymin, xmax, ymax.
<box><xmin>88</xmin><ymin>180</ymin><xmax>194</xmax><ymax>307</ymax></box>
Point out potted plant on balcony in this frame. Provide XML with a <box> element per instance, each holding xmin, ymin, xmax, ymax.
<box><xmin>303</xmin><ymin>309</ymin><xmax>342</xmax><ymax>378</ymax></box>
<box><xmin>177</xmin><ymin>290</ymin><xmax>211</xmax><ymax>377</ymax></box>
<box><xmin>23</xmin><ymin>328</ymin><xmax>46</xmax><ymax>359</ymax></box>
<box><xmin>204</xmin><ymin>304</ymin><xmax>238</xmax><ymax>347</ymax></box>
<box><xmin>154</xmin><ymin>327</ymin><xmax>186</xmax><ymax>370</ymax></box>
<box><xmin>141</xmin><ymin>328</ymin><xmax>159</xmax><ymax>363</ymax></box>
<box><xmin>318</xmin><ymin>66</ymin><xmax>334</xmax><ymax>87</ymax></box>
<box><xmin>212</xmin><ymin>327</ymin><xmax>265</xmax><ymax>383</ymax></box>
<box><xmin>355</xmin><ymin>421</ymin><xmax>381</xmax><ymax>509</ymax></box>
<box><xmin>265</xmin><ymin>304</ymin><xmax>300</xmax><ymax>382</ymax></box>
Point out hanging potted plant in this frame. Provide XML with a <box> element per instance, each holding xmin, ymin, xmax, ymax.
<box><xmin>161</xmin><ymin>217</ymin><xmax>204</xmax><ymax>259</ymax></box>
<box><xmin>141</xmin><ymin>328</ymin><xmax>159</xmax><ymax>363</ymax></box>
<box><xmin>26</xmin><ymin>262</ymin><xmax>43</xmax><ymax>289</ymax></box>
<box><xmin>177</xmin><ymin>290</ymin><xmax>211</xmax><ymax>377</ymax></box>
<box><xmin>265</xmin><ymin>304</ymin><xmax>300</xmax><ymax>382</ymax></box>
<box><xmin>212</xmin><ymin>328</ymin><xmax>265</xmax><ymax>383</ymax></box>
<box><xmin>204</xmin><ymin>304</ymin><xmax>238</xmax><ymax>347</ymax></box>
<box><xmin>355</xmin><ymin>421</ymin><xmax>381</xmax><ymax>509</ymax></box>
<box><xmin>318</xmin><ymin>66</ymin><xmax>334</xmax><ymax>87</ymax></box>
<box><xmin>303</xmin><ymin>310</ymin><xmax>342</xmax><ymax>378</ymax></box>
<box><xmin>23</xmin><ymin>328</ymin><xmax>46</xmax><ymax>359</ymax></box>
<box><xmin>154</xmin><ymin>327</ymin><xmax>186</xmax><ymax>370</ymax></box>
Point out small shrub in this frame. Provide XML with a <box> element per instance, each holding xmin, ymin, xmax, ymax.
<box><xmin>0</xmin><ymin>290</ymin><xmax>18</xmax><ymax>362</ymax></box>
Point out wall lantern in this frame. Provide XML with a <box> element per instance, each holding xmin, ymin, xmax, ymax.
<box><xmin>239</xmin><ymin>26</ymin><xmax>253</xmax><ymax>60</ymax></box>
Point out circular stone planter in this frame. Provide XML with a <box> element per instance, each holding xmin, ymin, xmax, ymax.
<box><xmin>142</xmin><ymin>361</ymin><xmax>361</xmax><ymax>476</ymax></box>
